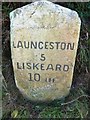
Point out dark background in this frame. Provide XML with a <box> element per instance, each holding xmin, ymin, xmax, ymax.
<box><xmin>2</xmin><ymin>2</ymin><xmax>90</xmax><ymax>118</ymax></box>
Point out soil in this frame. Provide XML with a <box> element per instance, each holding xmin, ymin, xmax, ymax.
<box><xmin>2</xmin><ymin>19</ymin><xmax>90</xmax><ymax>117</ymax></box>
<box><xmin>2</xmin><ymin>2</ymin><xmax>90</xmax><ymax>118</ymax></box>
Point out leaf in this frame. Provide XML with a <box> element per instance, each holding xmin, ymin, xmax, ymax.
<box><xmin>11</xmin><ymin>110</ymin><xmax>18</xmax><ymax>118</ymax></box>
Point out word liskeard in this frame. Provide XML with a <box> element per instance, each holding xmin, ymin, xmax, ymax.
<box><xmin>10</xmin><ymin>1</ymin><xmax>81</xmax><ymax>101</ymax></box>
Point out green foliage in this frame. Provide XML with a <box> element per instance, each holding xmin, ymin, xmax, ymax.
<box><xmin>39</xmin><ymin>107</ymin><xmax>63</xmax><ymax>118</ymax></box>
<box><xmin>11</xmin><ymin>110</ymin><xmax>18</xmax><ymax>118</ymax></box>
<box><xmin>2</xmin><ymin>5</ymin><xmax>13</xmax><ymax>15</ymax></box>
<box><xmin>38</xmin><ymin>87</ymin><xmax>89</xmax><ymax>118</ymax></box>
<box><xmin>11</xmin><ymin>109</ymin><xmax>30</xmax><ymax>118</ymax></box>
<box><xmin>66</xmin><ymin>2</ymin><xmax>90</xmax><ymax>20</ymax></box>
<box><xmin>2</xmin><ymin>2</ymin><xmax>90</xmax><ymax>119</ymax></box>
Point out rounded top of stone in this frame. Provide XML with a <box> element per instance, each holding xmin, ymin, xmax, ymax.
<box><xmin>10</xmin><ymin>1</ymin><xmax>81</xmax><ymax>30</ymax></box>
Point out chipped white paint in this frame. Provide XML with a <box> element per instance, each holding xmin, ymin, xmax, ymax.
<box><xmin>10</xmin><ymin>1</ymin><xmax>81</xmax><ymax>102</ymax></box>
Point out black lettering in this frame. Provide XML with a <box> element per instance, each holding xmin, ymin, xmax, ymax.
<box><xmin>61</xmin><ymin>42</ymin><xmax>66</xmax><ymax>50</ymax></box>
<box><xmin>50</xmin><ymin>42</ymin><xmax>54</xmax><ymax>49</ymax></box>
<box><xmin>26</xmin><ymin>63</ymin><xmax>31</xmax><ymax>69</ymax></box>
<box><xmin>45</xmin><ymin>78</ymin><xmax>55</xmax><ymax>83</ymax></box>
<box><xmin>40</xmin><ymin>64</ymin><xmax>45</xmax><ymax>70</ymax></box>
<box><xmin>17</xmin><ymin>62</ymin><xmax>25</xmax><ymax>69</ymax></box>
<box><xmin>46</xmin><ymin>64</ymin><xmax>54</xmax><ymax>70</ymax></box>
<box><xmin>28</xmin><ymin>73</ymin><xmax>40</xmax><ymax>81</ymax></box>
<box><xmin>24</xmin><ymin>41</ymin><xmax>29</xmax><ymax>48</ymax></box>
<box><xmin>45</xmin><ymin>42</ymin><xmax>48</xmax><ymax>49</ymax></box>
<box><xmin>38</xmin><ymin>42</ymin><xmax>43</xmax><ymax>49</ymax></box>
<box><xmin>34</xmin><ymin>73</ymin><xmax>40</xmax><ymax>81</ymax></box>
<box><xmin>17</xmin><ymin>62</ymin><xmax>21</xmax><ymax>69</ymax></box>
<box><xmin>13</xmin><ymin>41</ymin><xmax>16</xmax><ymax>48</ymax></box>
<box><xmin>40</xmin><ymin>54</ymin><xmax>46</xmax><ymax>61</ymax></box>
<box><xmin>56</xmin><ymin>64</ymin><xmax>61</xmax><ymax>71</ymax></box>
<box><xmin>17</xmin><ymin>41</ymin><xmax>23</xmax><ymax>48</ymax></box>
<box><xmin>63</xmin><ymin>65</ymin><xmax>69</xmax><ymax>72</ymax></box>
<box><xmin>67</xmin><ymin>43</ymin><xmax>75</xmax><ymax>50</ymax></box>
<box><xmin>31</xmin><ymin>41</ymin><xmax>37</xmax><ymax>49</ymax></box>
<box><xmin>33</xmin><ymin>63</ymin><xmax>39</xmax><ymax>70</ymax></box>
<box><xmin>28</xmin><ymin>73</ymin><xmax>33</xmax><ymax>81</ymax></box>
<box><xmin>22</xmin><ymin>63</ymin><xmax>25</xmax><ymax>69</ymax></box>
<box><xmin>55</xmin><ymin>42</ymin><xmax>60</xmax><ymax>49</ymax></box>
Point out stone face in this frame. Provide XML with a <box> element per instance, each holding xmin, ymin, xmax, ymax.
<box><xmin>10</xmin><ymin>1</ymin><xmax>81</xmax><ymax>102</ymax></box>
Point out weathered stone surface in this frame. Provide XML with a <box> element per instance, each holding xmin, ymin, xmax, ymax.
<box><xmin>10</xmin><ymin>1</ymin><xmax>81</xmax><ymax>102</ymax></box>
<box><xmin>2</xmin><ymin>0</ymin><xmax>89</xmax><ymax>2</ymax></box>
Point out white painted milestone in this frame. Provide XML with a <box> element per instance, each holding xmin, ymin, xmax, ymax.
<box><xmin>10</xmin><ymin>0</ymin><xmax>81</xmax><ymax>101</ymax></box>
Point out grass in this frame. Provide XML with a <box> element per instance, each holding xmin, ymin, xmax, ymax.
<box><xmin>2</xmin><ymin>2</ymin><xmax>90</xmax><ymax>119</ymax></box>
<box><xmin>2</xmin><ymin>83</ymin><xmax>89</xmax><ymax>118</ymax></box>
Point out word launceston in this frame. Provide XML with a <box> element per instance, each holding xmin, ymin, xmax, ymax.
<box><xmin>13</xmin><ymin>41</ymin><xmax>75</xmax><ymax>50</ymax></box>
